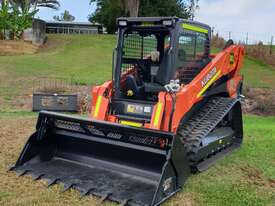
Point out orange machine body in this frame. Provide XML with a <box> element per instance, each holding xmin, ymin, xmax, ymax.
<box><xmin>90</xmin><ymin>45</ymin><xmax>244</xmax><ymax>133</ymax></box>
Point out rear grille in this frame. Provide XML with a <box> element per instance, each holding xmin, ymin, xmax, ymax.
<box><xmin>52</xmin><ymin>118</ymin><xmax>169</xmax><ymax>149</ymax></box>
<box><xmin>55</xmin><ymin>120</ymin><xmax>85</xmax><ymax>133</ymax></box>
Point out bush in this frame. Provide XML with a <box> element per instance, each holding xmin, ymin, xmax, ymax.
<box><xmin>243</xmin><ymin>87</ymin><xmax>275</xmax><ymax>116</ymax></box>
<box><xmin>211</xmin><ymin>34</ymin><xmax>226</xmax><ymax>49</ymax></box>
<box><xmin>245</xmin><ymin>43</ymin><xmax>275</xmax><ymax>67</ymax></box>
<box><xmin>211</xmin><ymin>34</ymin><xmax>275</xmax><ymax>68</ymax></box>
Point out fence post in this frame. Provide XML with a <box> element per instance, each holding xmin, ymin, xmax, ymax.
<box><xmin>270</xmin><ymin>36</ymin><xmax>273</xmax><ymax>55</ymax></box>
<box><xmin>211</xmin><ymin>27</ymin><xmax>215</xmax><ymax>37</ymax></box>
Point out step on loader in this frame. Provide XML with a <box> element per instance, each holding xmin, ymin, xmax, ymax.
<box><xmin>10</xmin><ymin>17</ymin><xmax>245</xmax><ymax>206</ymax></box>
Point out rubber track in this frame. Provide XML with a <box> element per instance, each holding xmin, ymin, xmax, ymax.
<box><xmin>179</xmin><ymin>97</ymin><xmax>240</xmax><ymax>163</ymax></box>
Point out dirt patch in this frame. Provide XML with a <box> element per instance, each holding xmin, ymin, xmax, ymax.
<box><xmin>242</xmin><ymin>87</ymin><xmax>275</xmax><ymax>116</ymax></box>
<box><xmin>167</xmin><ymin>192</ymin><xmax>197</xmax><ymax>206</ymax></box>
<box><xmin>246</xmin><ymin>43</ymin><xmax>275</xmax><ymax>68</ymax></box>
<box><xmin>0</xmin><ymin>75</ymin><xmax>93</xmax><ymax>113</ymax></box>
<box><xmin>11</xmin><ymin>95</ymin><xmax>33</xmax><ymax>111</ymax></box>
<box><xmin>240</xmin><ymin>165</ymin><xmax>275</xmax><ymax>189</ymax></box>
<box><xmin>0</xmin><ymin>40</ymin><xmax>40</xmax><ymax>55</ymax></box>
<box><xmin>38</xmin><ymin>36</ymin><xmax>72</xmax><ymax>53</ymax></box>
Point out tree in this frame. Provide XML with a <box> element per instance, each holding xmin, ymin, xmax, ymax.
<box><xmin>53</xmin><ymin>10</ymin><xmax>75</xmax><ymax>22</ymax></box>
<box><xmin>89</xmin><ymin>0</ymin><xmax>199</xmax><ymax>33</ymax></box>
<box><xmin>9</xmin><ymin>5</ymin><xmax>38</xmax><ymax>39</ymax></box>
<box><xmin>9</xmin><ymin>0</ymin><xmax>60</xmax><ymax>11</ymax></box>
<box><xmin>124</xmin><ymin>0</ymin><xmax>139</xmax><ymax>17</ymax></box>
<box><xmin>0</xmin><ymin>0</ymin><xmax>60</xmax><ymax>40</ymax></box>
<box><xmin>0</xmin><ymin>1</ymin><xmax>10</xmax><ymax>39</ymax></box>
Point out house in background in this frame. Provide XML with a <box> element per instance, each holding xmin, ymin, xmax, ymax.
<box><xmin>45</xmin><ymin>21</ymin><xmax>103</xmax><ymax>35</ymax></box>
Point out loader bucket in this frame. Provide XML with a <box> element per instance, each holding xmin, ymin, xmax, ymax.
<box><xmin>10</xmin><ymin>111</ymin><xmax>190</xmax><ymax>206</ymax></box>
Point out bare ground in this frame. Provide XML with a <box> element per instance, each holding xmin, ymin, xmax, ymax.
<box><xmin>240</xmin><ymin>165</ymin><xmax>275</xmax><ymax>188</ymax></box>
<box><xmin>242</xmin><ymin>87</ymin><xmax>275</xmax><ymax>116</ymax></box>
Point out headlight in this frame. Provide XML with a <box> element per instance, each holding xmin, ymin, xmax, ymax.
<box><xmin>118</xmin><ymin>20</ymin><xmax>127</xmax><ymax>26</ymax></box>
<box><xmin>162</xmin><ymin>20</ymin><xmax>173</xmax><ymax>26</ymax></box>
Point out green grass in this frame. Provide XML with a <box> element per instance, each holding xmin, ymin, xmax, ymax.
<box><xmin>0</xmin><ymin>35</ymin><xmax>274</xmax><ymax>96</ymax></box>
<box><xmin>0</xmin><ymin>36</ymin><xmax>275</xmax><ymax>205</ymax></box>
<box><xmin>167</xmin><ymin>115</ymin><xmax>275</xmax><ymax>206</ymax></box>
<box><xmin>211</xmin><ymin>47</ymin><xmax>275</xmax><ymax>88</ymax></box>
<box><xmin>0</xmin><ymin>111</ymin><xmax>37</xmax><ymax>118</ymax></box>
<box><xmin>242</xmin><ymin>56</ymin><xmax>275</xmax><ymax>88</ymax></box>
<box><xmin>0</xmin><ymin>35</ymin><xmax>115</xmax><ymax>85</ymax></box>
<box><xmin>0</xmin><ymin>35</ymin><xmax>115</xmax><ymax>110</ymax></box>
<box><xmin>0</xmin><ymin>35</ymin><xmax>274</xmax><ymax>86</ymax></box>
<box><xmin>0</xmin><ymin>34</ymin><xmax>274</xmax><ymax>111</ymax></box>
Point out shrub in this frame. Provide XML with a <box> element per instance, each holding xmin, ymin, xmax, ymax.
<box><xmin>211</xmin><ymin>34</ymin><xmax>226</xmax><ymax>49</ymax></box>
<box><xmin>211</xmin><ymin>34</ymin><xmax>275</xmax><ymax>68</ymax></box>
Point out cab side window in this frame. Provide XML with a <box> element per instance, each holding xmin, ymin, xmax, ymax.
<box><xmin>177</xmin><ymin>30</ymin><xmax>207</xmax><ymax>68</ymax></box>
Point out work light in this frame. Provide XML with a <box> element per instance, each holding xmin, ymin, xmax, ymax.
<box><xmin>162</xmin><ymin>20</ymin><xmax>173</xmax><ymax>26</ymax></box>
<box><xmin>118</xmin><ymin>20</ymin><xmax>127</xmax><ymax>26</ymax></box>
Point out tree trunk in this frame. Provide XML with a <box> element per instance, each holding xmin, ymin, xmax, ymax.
<box><xmin>124</xmin><ymin>0</ymin><xmax>140</xmax><ymax>17</ymax></box>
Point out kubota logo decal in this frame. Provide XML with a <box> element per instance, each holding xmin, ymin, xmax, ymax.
<box><xmin>197</xmin><ymin>67</ymin><xmax>221</xmax><ymax>98</ymax></box>
<box><xmin>201</xmin><ymin>67</ymin><xmax>217</xmax><ymax>87</ymax></box>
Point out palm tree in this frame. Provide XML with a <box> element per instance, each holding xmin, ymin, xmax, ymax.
<box><xmin>9</xmin><ymin>0</ymin><xmax>60</xmax><ymax>12</ymax></box>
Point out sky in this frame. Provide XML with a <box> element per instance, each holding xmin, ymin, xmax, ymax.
<box><xmin>195</xmin><ymin>0</ymin><xmax>275</xmax><ymax>43</ymax></box>
<box><xmin>37</xmin><ymin>0</ymin><xmax>94</xmax><ymax>22</ymax></box>
<box><xmin>37</xmin><ymin>0</ymin><xmax>275</xmax><ymax>43</ymax></box>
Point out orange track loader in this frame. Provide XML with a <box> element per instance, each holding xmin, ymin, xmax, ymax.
<box><xmin>11</xmin><ymin>17</ymin><xmax>245</xmax><ymax>206</ymax></box>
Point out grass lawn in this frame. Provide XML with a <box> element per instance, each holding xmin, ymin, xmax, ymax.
<box><xmin>211</xmin><ymin>47</ymin><xmax>275</xmax><ymax>88</ymax></box>
<box><xmin>0</xmin><ymin>35</ymin><xmax>275</xmax><ymax>110</ymax></box>
<box><xmin>0</xmin><ymin>115</ymin><xmax>274</xmax><ymax>206</ymax></box>
<box><xmin>0</xmin><ymin>35</ymin><xmax>275</xmax><ymax>205</ymax></box>
<box><xmin>0</xmin><ymin>35</ymin><xmax>115</xmax><ymax>84</ymax></box>
<box><xmin>0</xmin><ymin>35</ymin><xmax>115</xmax><ymax>111</ymax></box>
<box><xmin>242</xmin><ymin>57</ymin><xmax>275</xmax><ymax>88</ymax></box>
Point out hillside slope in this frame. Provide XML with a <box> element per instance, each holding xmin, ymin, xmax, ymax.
<box><xmin>0</xmin><ymin>34</ymin><xmax>275</xmax><ymax>111</ymax></box>
<box><xmin>0</xmin><ymin>35</ymin><xmax>275</xmax><ymax>86</ymax></box>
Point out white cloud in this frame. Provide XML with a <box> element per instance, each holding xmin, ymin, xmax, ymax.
<box><xmin>195</xmin><ymin>0</ymin><xmax>275</xmax><ymax>43</ymax></box>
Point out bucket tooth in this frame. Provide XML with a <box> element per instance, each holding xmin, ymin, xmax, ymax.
<box><xmin>119</xmin><ymin>199</ymin><xmax>129</xmax><ymax>206</ymax></box>
<box><xmin>7</xmin><ymin>165</ymin><xmax>16</xmax><ymax>172</ymax></box>
<box><xmin>80</xmin><ymin>188</ymin><xmax>94</xmax><ymax>198</ymax></box>
<box><xmin>61</xmin><ymin>183</ymin><xmax>75</xmax><ymax>193</ymax></box>
<box><xmin>99</xmin><ymin>193</ymin><xmax>112</xmax><ymax>204</ymax></box>
<box><xmin>47</xmin><ymin>178</ymin><xmax>60</xmax><ymax>187</ymax></box>
<box><xmin>17</xmin><ymin>170</ymin><xmax>29</xmax><ymax>177</ymax></box>
<box><xmin>32</xmin><ymin>174</ymin><xmax>44</xmax><ymax>181</ymax></box>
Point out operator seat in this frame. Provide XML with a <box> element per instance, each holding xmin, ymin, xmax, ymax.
<box><xmin>144</xmin><ymin>50</ymin><xmax>171</xmax><ymax>93</ymax></box>
<box><xmin>124</xmin><ymin>74</ymin><xmax>144</xmax><ymax>98</ymax></box>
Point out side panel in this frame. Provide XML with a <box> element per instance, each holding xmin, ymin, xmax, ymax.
<box><xmin>90</xmin><ymin>81</ymin><xmax>112</xmax><ymax>120</ymax></box>
<box><xmin>170</xmin><ymin>45</ymin><xmax>245</xmax><ymax>132</ymax></box>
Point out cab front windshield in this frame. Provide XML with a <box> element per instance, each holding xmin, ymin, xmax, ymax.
<box><xmin>120</xmin><ymin>28</ymin><xmax>171</xmax><ymax>84</ymax></box>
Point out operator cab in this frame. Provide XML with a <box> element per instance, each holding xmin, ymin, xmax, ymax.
<box><xmin>111</xmin><ymin>17</ymin><xmax>211</xmax><ymax>121</ymax></box>
<box><xmin>113</xmin><ymin>17</ymin><xmax>211</xmax><ymax>102</ymax></box>
<box><xmin>118</xmin><ymin>23</ymin><xmax>172</xmax><ymax>101</ymax></box>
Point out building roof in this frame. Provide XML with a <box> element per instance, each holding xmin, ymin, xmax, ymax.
<box><xmin>46</xmin><ymin>21</ymin><xmax>101</xmax><ymax>26</ymax></box>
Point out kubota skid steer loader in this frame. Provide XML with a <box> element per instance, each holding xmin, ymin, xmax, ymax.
<box><xmin>10</xmin><ymin>17</ymin><xmax>244</xmax><ymax>206</ymax></box>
